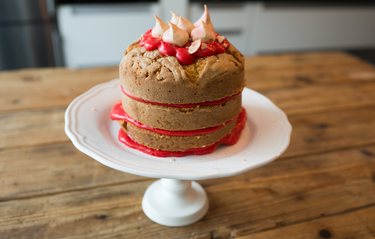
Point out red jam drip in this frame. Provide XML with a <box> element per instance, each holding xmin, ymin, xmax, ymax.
<box><xmin>117</xmin><ymin>107</ymin><xmax>247</xmax><ymax>157</ymax></box>
<box><xmin>110</xmin><ymin>102</ymin><xmax>236</xmax><ymax>136</ymax></box>
<box><xmin>121</xmin><ymin>86</ymin><xmax>241</xmax><ymax>108</ymax></box>
<box><xmin>139</xmin><ymin>29</ymin><xmax>230</xmax><ymax>65</ymax></box>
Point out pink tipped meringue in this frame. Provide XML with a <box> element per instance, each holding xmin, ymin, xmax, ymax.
<box><xmin>191</xmin><ymin>21</ymin><xmax>216</xmax><ymax>43</ymax></box>
<box><xmin>194</xmin><ymin>5</ymin><xmax>215</xmax><ymax>32</ymax></box>
<box><xmin>151</xmin><ymin>15</ymin><xmax>169</xmax><ymax>38</ymax></box>
<box><xmin>177</xmin><ymin>16</ymin><xmax>195</xmax><ymax>34</ymax></box>
<box><xmin>162</xmin><ymin>21</ymin><xmax>189</xmax><ymax>47</ymax></box>
<box><xmin>170</xmin><ymin>11</ymin><xmax>181</xmax><ymax>25</ymax></box>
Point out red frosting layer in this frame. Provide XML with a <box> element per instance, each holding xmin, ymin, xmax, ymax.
<box><xmin>110</xmin><ymin>102</ymin><xmax>237</xmax><ymax>136</ymax></box>
<box><xmin>121</xmin><ymin>86</ymin><xmax>241</xmax><ymax>108</ymax></box>
<box><xmin>117</xmin><ymin>107</ymin><xmax>247</xmax><ymax>157</ymax></box>
<box><xmin>139</xmin><ymin>29</ymin><xmax>230</xmax><ymax>65</ymax></box>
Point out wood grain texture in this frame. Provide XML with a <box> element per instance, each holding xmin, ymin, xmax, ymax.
<box><xmin>2</xmin><ymin>104</ymin><xmax>375</xmax><ymax>156</ymax></box>
<box><xmin>1</xmin><ymin>52</ymin><xmax>374</xmax><ymax>113</ymax></box>
<box><xmin>0</xmin><ymin>108</ymin><xmax>67</xmax><ymax>149</ymax></box>
<box><xmin>284</xmin><ymin>106</ymin><xmax>375</xmax><ymax>158</ymax></box>
<box><xmin>0</xmin><ymin>106</ymin><xmax>374</xmax><ymax>202</ymax></box>
<box><xmin>2</xmin><ymin>81</ymin><xmax>375</xmax><ymax>149</ymax></box>
<box><xmin>1</xmin><ymin>52</ymin><xmax>375</xmax><ymax>238</ymax></box>
<box><xmin>0</xmin><ymin>142</ymin><xmax>145</xmax><ymax>201</ymax></box>
<box><xmin>236</xmin><ymin>206</ymin><xmax>375</xmax><ymax>239</ymax></box>
<box><xmin>0</xmin><ymin>67</ymin><xmax>118</xmax><ymax>112</ymax></box>
<box><xmin>262</xmin><ymin>81</ymin><xmax>375</xmax><ymax>116</ymax></box>
<box><xmin>245</xmin><ymin>52</ymin><xmax>375</xmax><ymax>91</ymax></box>
<box><xmin>1</xmin><ymin>145</ymin><xmax>375</xmax><ymax>238</ymax></box>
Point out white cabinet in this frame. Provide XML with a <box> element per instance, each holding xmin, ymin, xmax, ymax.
<box><xmin>189</xmin><ymin>3</ymin><xmax>258</xmax><ymax>55</ymax></box>
<box><xmin>254</xmin><ymin>5</ymin><xmax>375</xmax><ymax>53</ymax></box>
<box><xmin>57</xmin><ymin>3</ymin><xmax>160</xmax><ymax>68</ymax></box>
<box><xmin>57</xmin><ymin>2</ymin><xmax>375</xmax><ymax>68</ymax></box>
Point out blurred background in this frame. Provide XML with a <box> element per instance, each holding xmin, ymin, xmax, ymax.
<box><xmin>1</xmin><ymin>0</ymin><xmax>374</xmax><ymax>70</ymax></box>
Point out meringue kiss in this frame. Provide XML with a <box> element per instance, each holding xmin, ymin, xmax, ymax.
<box><xmin>170</xmin><ymin>11</ymin><xmax>181</xmax><ymax>25</ymax></box>
<box><xmin>191</xmin><ymin>21</ymin><xmax>216</xmax><ymax>43</ymax></box>
<box><xmin>177</xmin><ymin>16</ymin><xmax>195</xmax><ymax>35</ymax></box>
<box><xmin>194</xmin><ymin>5</ymin><xmax>215</xmax><ymax>32</ymax></box>
<box><xmin>151</xmin><ymin>15</ymin><xmax>169</xmax><ymax>38</ymax></box>
<box><xmin>162</xmin><ymin>22</ymin><xmax>189</xmax><ymax>47</ymax></box>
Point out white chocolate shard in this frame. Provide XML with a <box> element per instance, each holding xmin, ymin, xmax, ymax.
<box><xmin>194</xmin><ymin>5</ymin><xmax>215</xmax><ymax>32</ymax></box>
<box><xmin>170</xmin><ymin>11</ymin><xmax>181</xmax><ymax>25</ymax></box>
<box><xmin>162</xmin><ymin>21</ymin><xmax>189</xmax><ymax>47</ymax></box>
<box><xmin>191</xmin><ymin>21</ymin><xmax>216</xmax><ymax>43</ymax></box>
<box><xmin>177</xmin><ymin>16</ymin><xmax>195</xmax><ymax>34</ymax></box>
<box><xmin>151</xmin><ymin>14</ymin><xmax>169</xmax><ymax>38</ymax></box>
<box><xmin>217</xmin><ymin>35</ymin><xmax>226</xmax><ymax>43</ymax></box>
<box><xmin>188</xmin><ymin>39</ymin><xmax>201</xmax><ymax>54</ymax></box>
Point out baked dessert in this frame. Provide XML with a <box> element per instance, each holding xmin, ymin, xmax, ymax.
<box><xmin>111</xmin><ymin>6</ymin><xmax>247</xmax><ymax>157</ymax></box>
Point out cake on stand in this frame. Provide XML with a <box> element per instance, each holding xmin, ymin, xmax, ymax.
<box><xmin>65</xmin><ymin>79</ymin><xmax>292</xmax><ymax>227</ymax></box>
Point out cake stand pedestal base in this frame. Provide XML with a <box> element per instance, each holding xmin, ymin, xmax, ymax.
<box><xmin>142</xmin><ymin>179</ymin><xmax>209</xmax><ymax>227</ymax></box>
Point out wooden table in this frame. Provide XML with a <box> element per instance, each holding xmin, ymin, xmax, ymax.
<box><xmin>1</xmin><ymin>52</ymin><xmax>375</xmax><ymax>238</ymax></box>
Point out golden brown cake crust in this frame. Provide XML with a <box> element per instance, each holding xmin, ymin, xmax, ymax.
<box><xmin>122</xmin><ymin>93</ymin><xmax>242</xmax><ymax>131</ymax></box>
<box><xmin>119</xmin><ymin>40</ymin><xmax>245</xmax><ymax>104</ymax></box>
<box><xmin>118</xmin><ymin>118</ymin><xmax>237</xmax><ymax>151</ymax></box>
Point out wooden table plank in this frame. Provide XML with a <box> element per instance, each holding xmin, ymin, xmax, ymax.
<box><xmin>245</xmin><ymin>53</ymin><xmax>375</xmax><ymax>91</ymax></box>
<box><xmin>0</xmin><ymin>142</ymin><xmax>144</xmax><ymax>201</ymax></box>
<box><xmin>1</xmin><ymin>52</ymin><xmax>374</xmax><ymax>113</ymax></box>
<box><xmin>246</xmin><ymin>62</ymin><xmax>375</xmax><ymax>91</ymax></box>
<box><xmin>284</xmin><ymin>106</ymin><xmax>375</xmax><ymax>158</ymax></box>
<box><xmin>1</xmin><ymin>106</ymin><xmax>375</xmax><ymax>201</ymax></box>
<box><xmin>2</xmin><ymin>103</ymin><xmax>375</xmax><ymax>157</ymax></box>
<box><xmin>0</xmin><ymin>108</ymin><xmax>67</xmax><ymax>149</ymax></box>
<box><xmin>2</xmin><ymin>80</ymin><xmax>375</xmax><ymax>149</ymax></box>
<box><xmin>1</xmin><ymin>106</ymin><xmax>375</xmax><ymax>202</ymax></box>
<box><xmin>262</xmin><ymin>81</ymin><xmax>375</xmax><ymax>116</ymax></box>
<box><xmin>0</xmin><ymin>67</ymin><xmax>118</xmax><ymax>113</ymax></box>
<box><xmin>1</xmin><ymin>145</ymin><xmax>375</xmax><ymax>238</ymax></box>
<box><xmin>236</xmin><ymin>206</ymin><xmax>375</xmax><ymax>239</ymax></box>
<box><xmin>1</xmin><ymin>51</ymin><xmax>375</xmax><ymax>238</ymax></box>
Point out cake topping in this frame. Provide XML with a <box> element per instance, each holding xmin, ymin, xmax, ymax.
<box><xmin>151</xmin><ymin>15</ymin><xmax>169</xmax><ymax>38</ymax></box>
<box><xmin>170</xmin><ymin>11</ymin><xmax>181</xmax><ymax>25</ymax></box>
<box><xmin>176</xmin><ymin>16</ymin><xmax>195</xmax><ymax>34</ymax></box>
<box><xmin>194</xmin><ymin>5</ymin><xmax>215</xmax><ymax>32</ymax></box>
<box><xmin>188</xmin><ymin>39</ymin><xmax>201</xmax><ymax>54</ymax></box>
<box><xmin>162</xmin><ymin>21</ymin><xmax>189</xmax><ymax>47</ymax></box>
<box><xmin>191</xmin><ymin>21</ymin><xmax>216</xmax><ymax>42</ymax></box>
<box><xmin>217</xmin><ymin>35</ymin><xmax>226</xmax><ymax>43</ymax></box>
<box><xmin>138</xmin><ymin>6</ymin><xmax>231</xmax><ymax>65</ymax></box>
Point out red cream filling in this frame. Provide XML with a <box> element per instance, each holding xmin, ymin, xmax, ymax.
<box><xmin>117</xmin><ymin>107</ymin><xmax>247</xmax><ymax>157</ymax></box>
<box><xmin>121</xmin><ymin>86</ymin><xmax>241</xmax><ymax>108</ymax></box>
<box><xmin>110</xmin><ymin>102</ymin><xmax>237</xmax><ymax>136</ymax></box>
<box><xmin>139</xmin><ymin>29</ymin><xmax>230</xmax><ymax>65</ymax></box>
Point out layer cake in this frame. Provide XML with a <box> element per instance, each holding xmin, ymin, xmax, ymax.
<box><xmin>111</xmin><ymin>6</ymin><xmax>246</xmax><ymax>157</ymax></box>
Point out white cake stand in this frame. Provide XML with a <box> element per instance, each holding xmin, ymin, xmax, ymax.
<box><xmin>65</xmin><ymin>79</ymin><xmax>292</xmax><ymax>227</ymax></box>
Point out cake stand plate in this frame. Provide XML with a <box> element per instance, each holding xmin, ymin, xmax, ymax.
<box><xmin>65</xmin><ymin>79</ymin><xmax>292</xmax><ymax>227</ymax></box>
